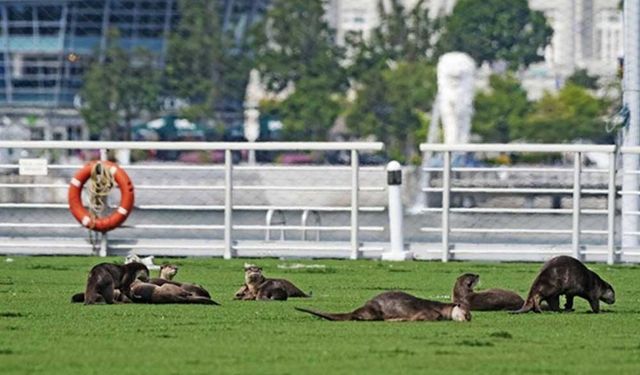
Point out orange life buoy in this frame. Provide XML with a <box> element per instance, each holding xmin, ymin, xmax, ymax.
<box><xmin>68</xmin><ymin>161</ymin><xmax>134</xmax><ymax>232</ymax></box>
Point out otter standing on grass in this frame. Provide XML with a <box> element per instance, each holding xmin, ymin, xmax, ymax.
<box><xmin>149</xmin><ymin>264</ymin><xmax>212</xmax><ymax>299</ymax></box>
<box><xmin>296</xmin><ymin>291</ymin><xmax>470</xmax><ymax>322</ymax></box>
<box><xmin>453</xmin><ymin>273</ymin><xmax>524</xmax><ymax>311</ymax></box>
<box><xmin>512</xmin><ymin>256</ymin><xmax>615</xmax><ymax>314</ymax></box>
<box><xmin>83</xmin><ymin>262</ymin><xmax>149</xmax><ymax>305</ymax></box>
<box><xmin>234</xmin><ymin>264</ymin><xmax>310</xmax><ymax>301</ymax></box>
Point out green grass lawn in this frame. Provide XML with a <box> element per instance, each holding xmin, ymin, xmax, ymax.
<box><xmin>1</xmin><ymin>256</ymin><xmax>639</xmax><ymax>375</ymax></box>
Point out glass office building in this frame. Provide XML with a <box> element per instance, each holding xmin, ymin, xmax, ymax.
<box><xmin>0</xmin><ymin>0</ymin><xmax>267</xmax><ymax>109</ymax></box>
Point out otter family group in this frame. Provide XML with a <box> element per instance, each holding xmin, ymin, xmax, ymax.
<box><xmin>71</xmin><ymin>255</ymin><xmax>615</xmax><ymax>322</ymax></box>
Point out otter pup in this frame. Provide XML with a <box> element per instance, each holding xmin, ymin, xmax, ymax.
<box><xmin>453</xmin><ymin>273</ymin><xmax>524</xmax><ymax>311</ymax></box>
<box><xmin>233</xmin><ymin>265</ymin><xmax>310</xmax><ymax>301</ymax></box>
<box><xmin>83</xmin><ymin>262</ymin><xmax>149</xmax><ymax>305</ymax></box>
<box><xmin>513</xmin><ymin>255</ymin><xmax>615</xmax><ymax>314</ymax></box>
<box><xmin>149</xmin><ymin>264</ymin><xmax>211</xmax><ymax>299</ymax></box>
<box><xmin>128</xmin><ymin>279</ymin><xmax>219</xmax><ymax>305</ymax></box>
<box><xmin>296</xmin><ymin>291</ymin><xmax>470</xmax><ymax>322</ymax></box>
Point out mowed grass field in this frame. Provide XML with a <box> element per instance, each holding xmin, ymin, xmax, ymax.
<box><xmin>1</xmin><ymin>256</ymin><xmax>639</xmax><ymax>375</ymax></box>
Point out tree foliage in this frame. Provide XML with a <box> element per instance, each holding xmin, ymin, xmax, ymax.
<box><xmin>346</xmin><ymin>0</ymin><xmax>438</xmax><ymax>79</ymax></box>
<box><xmin>472</xmin><ymin>74</ymin><xmax>530</xmax><ymax>143</ymax></box>
<box><xmin>566</xmin><ymin>68</ymin><xmax>600</xmax><ymax>90</ymax></box>
<box><xmin>437</xmin><ymin>0</ymin><xmax>552</xmax><ymax>70</ymax></box>
<box><xmin>251</xmin><ymin>0</ymin><xmax>346</xmax><ymax>93</ymax></box>
<box><xmin>164</xmin><ymin>0</ymin><xmax>224</xmax><ymax>120</ymax></box>
<box><xmin>80</xmin><ymin>31</ymin><xmax>161</xmax><ymax>140</ymax></box>
<box><xmin>346</xmin><ymin>62</ymin><xmax>436</xmax><ymax>160</ymax></box>
<box><xmin>518</xmin><ymin>84</ymin><xmax>609</xmax><ymax>143</ymax></box>
<box><xmin>252</xmin><ymin>0</ymin><xmax>347</xmax><ymax>141</ymax></box>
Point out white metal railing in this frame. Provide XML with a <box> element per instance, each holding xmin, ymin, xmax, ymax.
<box><xmin>419</xmin><ymin>143</ymin><xmax>619</xmax><ymax>264</ymax></box>
<box><xmin>0</xmin><ymin>141</ymin><xmax>385</xmax><ymax>259</ymax></box>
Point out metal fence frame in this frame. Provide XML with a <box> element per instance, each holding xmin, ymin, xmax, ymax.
<box><xmin>0</xmin><ymin>140</ymin><xmax>385</xmax><ymax>259</ymax></box>
<box><xmin>4</xmin><ymin>141</ymin><xmax>640</xmax><ymax>263</ymax></box>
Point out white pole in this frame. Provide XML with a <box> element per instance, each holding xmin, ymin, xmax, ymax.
<box><xmin>350</xmin><ymin>149</ymin><xmax>360</xmax><ymax>260</ymax></box>
<box><xmin>442</xmin><ymin>151</ymin><xmax>451</xmax><ymax>262</ymax></box>
<box><xmin>382</xmin><ymin>161</ymin><xmax>412</xmax><ymax>261</ymax></box>
<box><xmin>223</xmin><ymin>149</ymin><xmax>234</xmax><ymax>259</ymax></box>
<box><xmin>572</xmin><ymin>152</ymin><xmax>582</xmax><ymax>260</ymax></box>
<box><xmin>622</xmin><ymin>0</ymin><xmax>640</xmax><ymax>248</ymax></box>
<box><xmin>607</xmin><ymin>151</ymin><xmax>617</xmax><ymax>265</ymax></box>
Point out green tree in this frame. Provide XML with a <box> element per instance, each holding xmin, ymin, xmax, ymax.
<box><xmin>472</xmin><ymin>74</ymin><xmax>530</xmax><ymax>142</ymax></box>
<box><xmin>346</xmin><ymin>0</ymin><xmax>438</xmax><ymax>78</ymax></box>
<box><xmin>566</xmin><ymin>68</ymin><xmax>600</xmax><ymax>90</ymax></box>
<box><xmin>518</xmin><ymin>84</ymin><xmax>609</xmax><ymax>143</ymax></box>
<box><xmin>261</xmin><ymin>77</ymin><xmax>342</xmax><ymax>141</ymax></box>
<box><xmin>80</xmin><ymin>32</ymin><xmax>161</xmax><ymax>140</ymax></box>
<box><xmin>251</xmin><ymin>0</ymin><xmax>347</xmax><ymax>141</ymax></box>
<box><xmin>164</xmin><ymin>0</ymin><xmax>224</xmax><ymax>121</ymax></box>
<box><xmin>346</xmin><ymin>62</ymin><xmax>437</xmax><ymax>161</ymax></box>
<box><xmin>437</xmin><ymin>0</ymin><xmax>552</xmax><ymax>70</ymax></box>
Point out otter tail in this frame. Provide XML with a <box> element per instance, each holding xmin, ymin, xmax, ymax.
<box><xmin>184</xmin><ymin>296</ymin><xmax>220</xmax><ymax>305</ymax></box>
<box><xmin>510</xmin><ymin>291</ymin><xmax>538</xmax><ymax>314</ymax></box>
<box><xmin>295</xmin><ymin>307</ymin><xmax>353</xmax><ymax>321</ymax></box>
<box><xmin>70</xmin><ymin>292</ymin><xmax>85</xmax><ymax>303</ymax></box>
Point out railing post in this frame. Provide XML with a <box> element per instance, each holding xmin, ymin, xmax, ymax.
<box><xmin>442</xmin><ymin>151</ymin><xmax>451</xmax><ymax>262</ymax></box>
<box><xmin>350</xmin><ymin>149</ymin><xmax>360</xmax><ymax>260</ymax></box>
<box><xmin>607</xmin><ymin>151</ymin><xmax>617</xmax><ymax>265</ymax></box>
<box><xmin>382</xmin><ymin>161</ymin><xmax>412</xmax><ymax>261</ymax></box>
<box><xmin>99</xmin><ymin>148</ymin><xmax>108</xmax><ymax>257</ymax></box>
<box><xmin>223</xmin><ymin>149</ymin><xmax>234</xmax><ymax>259</ymax></box>
<box><xmin>572</xmin><ymin>152</ymin><xmax>582</xmax><ymax>260</ymax></box>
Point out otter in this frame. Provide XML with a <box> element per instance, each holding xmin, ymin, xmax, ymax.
<box><xmin>83</xmin><ymin>262</ymin><xmax>149</xmax><ymax>305</ymax></box>
<box><xmin>296</xmin><ymin>291</ymin><xmax>470</xmax><ymax>322</ymax></box>
<box><xmin>149</xmin><ymin>264</ymin><xmax>212</xmax><ymax>299</ymax></box>
<box><xmin>71</xmin><ymin>289</ymin><xmax>130</xmax><ymax>303</ymax></box>
<box><xmin>233</xmin><ymin>265</ymin><xmax>310</xmax><ymax>301</ymax></box>
<box><xmin>513</xmin><ymin>255</ymin><xmax>615</xmax><ymax>314</ymax></box>
<box><xmin>453</xmin><ymin>273</ymin><xmax>524</xmax><ymax>311</ymax></box>
<box><xmin>128</xmin><ymin>279</ymin><xmax>219</xmax><ymax>305</ymax></box>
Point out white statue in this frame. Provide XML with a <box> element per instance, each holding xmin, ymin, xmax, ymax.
<box><xmin>436</xmin><ymin>52</ymin><xmax>476</xmax><ymax>144</ymax></box>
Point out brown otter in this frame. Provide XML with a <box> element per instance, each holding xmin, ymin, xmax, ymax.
<box><xmin>83</xmin><ymin>262</ymin><xmax>149</xmax><ymax>304</ymax></box>
<box><xmin>453</xmin><ymin>273</ymin><xmax>524</xmax><ymax>311</ymax></box>
<box><xmin>149</xmin><ymin>264</ymin><xmax>211</xmax><ymax>299</ymax></box>
<box><xmin>513</xmin><ymin>255</ymin><xmax>615</xmax><ymax>314</ymax></box>
<box><xmin>128</xmin><ymin>279</ymin><xmax>219</xmax><ymax>305</ymax></box>
<box><xmin>71</xmin><ymin>289</ymin><xmax>130</xmax><ymax>303</ymax></box>
<box><xmin>233</xmin><ymin>265</ymin><xmax>310</xmax><ymax>301</ymax></box>
<box><xmin>295</xmin><ymin>291</ymin><xmax>471</xmax><ymax>322</ymax></box>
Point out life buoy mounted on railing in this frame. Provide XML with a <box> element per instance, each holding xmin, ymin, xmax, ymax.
<box><xmin>68</xmin><ymin>160</ymin><xmax>134</xmax><ymax>232</ymax></box>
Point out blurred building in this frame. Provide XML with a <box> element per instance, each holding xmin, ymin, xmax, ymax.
<box><xmin>0</xmin><ymin>0</ymin><xmax>268</xmax><ymax>140</ymax></box>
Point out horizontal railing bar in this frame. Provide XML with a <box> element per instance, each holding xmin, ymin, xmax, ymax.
<box><xmin>0</xmin><ymin>141</ymin><xmax>385</xmax><ymax>151</ymax></box>
<box><xmin>0</xmin><ymin>243</ymin><xmax>91</xmax><ymax>248</ymax></box>
<box><xmin>0</xmin><ymin>223</ymin><xmax>80</xmax><ymax>228</ymax></box>
<box><xmin>234</xmin><ymin>244</ymin><xmax>384</xmax><ymax>251</ymax></box>
<box><xmin>233</xmin><ymin>225</ymin><xmax>384</xmax><ymax>232</ymax></box>
<box><xmin>422</xmin><ymin>167</ymin><xmax>608</xmax><ymax>173</ymax></box>
<box><xmin>0</xmin><ymin>203</ymin><xmax>384</xmax><ymax>212</ymax></box>
<box><xmin>420</xmin><ymin>208</ymin><xmax>607</xmax><ymax>215</ymax></box>
<box><xmin>108</xmin><ymin>244</ymin><xmax>225</xmax><ymax>249</ymax></box>
<box><xmin>421</xmin><ymin>143</ymin><xmax>616</xmax><ymax>153</ymax></box>
<box><xmin>121</xmin><ymin>224</ymin><xmax>224</xmax><ymax>230</ymax></box>
<box><xmin>233</xmin><ymin>185</ymin><xmax>384</xmax><ymax>192</ymax></box>
<box><xmin>420</xmin><ymin>227</ymin><xmax>572</xmax><ymax>234</ymax></box>
<box><xmin>236</xmin><ymin>165</ymin><xmax>385</xmax><ymax>172</ymax></box>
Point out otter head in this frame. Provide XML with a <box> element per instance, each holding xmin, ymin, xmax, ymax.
<box><xmin>244</xmin><ymin>264</ymin><xmax>265</xmax><ymax>285</ymax></box>
<box><xmin>455</xmin><ymin>273</ymin><xmax>480</xmax><ymax>293</ymax></box>
<box><xmin>125</xmin><ymin>262</ymin><xmax>149</xmax><ymax>280</ymax></box>
<box><xmin>600</xmin><ymin>281</ymin><xmax>615</xmax><ymax>305</ymax></box>
<box><xmin>451</xmin><ymin>304</ymin><xmax>471</xmax><ymax>322</ymax></box>
<box><xmin>160</xmin><ymin>264</ymin><xmax>178</xmax><ymax>280</ymax></box>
